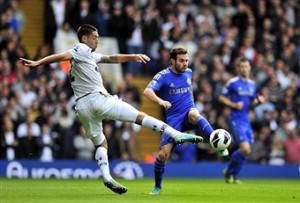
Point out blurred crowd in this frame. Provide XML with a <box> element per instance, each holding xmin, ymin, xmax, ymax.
<box><xmin>0</xmin><ymin>0</ymin><xmax>300</xmax><ymax>164</ymax></box>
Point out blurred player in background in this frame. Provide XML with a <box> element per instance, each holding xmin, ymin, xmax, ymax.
<box><xmin>219</xmin><ymin>57</ymin><xmax>265</xmax><ymax>183</ymax></box>
<box><xmin>144</xmin><ymin>47</ymin><xmax>226</xmax><ymax>195</ymax></box>
<box><xmin>20</xmin><ymin>24</ymin><xmax>203</xmax><ymax>194</ymax></box>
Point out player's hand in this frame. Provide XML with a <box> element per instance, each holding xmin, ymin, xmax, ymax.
<box><xmin>158</xmin><ymin>100</ymin><xmax>172</xmax><ymax>109</ymax></box>
<box><xmin>20</xmin><ymin>58</ymin><xmax>40</xmax><ymax>68</ymax></box>
<box><xmin>134</xmin><ymin>54</ymin><xmax>150</xmax><ymax>64</ymax></box>
<box><xmin>235</xmin><ymin>101</ymin><xmax>244</xmax><ymax>110</ymax></box>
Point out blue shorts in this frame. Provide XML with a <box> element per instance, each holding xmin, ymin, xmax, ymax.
<box><xmin>228</xmin><ymin>119</ymin><xmax>253</xmax><ymax>144</ymax></box>
<box><xmin>160</xmin><ymin>110</ymin><xmax>196</xmax><ymax>147</ymax></box>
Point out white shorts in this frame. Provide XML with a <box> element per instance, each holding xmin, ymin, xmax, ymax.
<box><xmin>75</xmin><ymin>92</ymin><xmax>139</xmax><ymax>145</ymax></box>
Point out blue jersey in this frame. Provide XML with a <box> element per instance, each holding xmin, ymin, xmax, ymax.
<box><xmin>221</xmin><ymin>76</ymin><xmax>257</xmax><ymax>123</ymax></box>
<box><xmin>147</xmin><ymin>67</ymin><xmax>195</xmax><ymax>124</ymax></box>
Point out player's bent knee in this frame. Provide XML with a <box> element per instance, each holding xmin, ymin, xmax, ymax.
<box><xmin>188</xmin><ymin>110</ymin><xmax>201</xmax><ymax>124</ymax></box>
<box><xmin>90</xmin><ymin>134</ymin><xmax>106</xmax><ymax>147</ymax></box>
<box><xmin>241</xmin><ymin>147</ymin><xmax>251</xmax><ymax>156</ymax></box>
<box><xmin>157</xmin><ymin>151</ymin><xmax>168</xmax><ymax>162</ymax></box>
<box><xmin>136</xmin><ymin>112</ymin><xmax>148</xmax><ymax>124</ymax></box>
<box><xmin>240</xmin><ymin>142</ymin><xmax>251</xmax><ymax>156</ymax></box>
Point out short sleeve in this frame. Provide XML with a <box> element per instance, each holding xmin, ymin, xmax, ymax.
<box><xmin>68</xmin><ymin>43</ymin><xmax>89</xmax><ymax>60</ymax></box>
<box><xmin>221</xmin><ymin>81</ymin><xmax>232</xmax><ymax>97</ymax></box>
<box><xmin>92</xmin><ymin>52</ymin><xmax>104</xmax><ymax>63</ymax></box>
<box><xmin>147</xmin><ymin>72</ymin><xmax>164</xmax><ymax>92</ymax></box>
<box><xmin>250</xmin><ymin>84</ymin><xmax>257</xmax><ymax>101</ymax></box>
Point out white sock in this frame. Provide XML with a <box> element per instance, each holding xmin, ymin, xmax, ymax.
<box><xmin>95</xmin><ymin>147</ymin><xmax>112</xmax><ymax>181</ymax></box>
<box><xmin>141</xmin><ymin>116</ymin><xmax>181</xmax><ymax>138</ymax></box>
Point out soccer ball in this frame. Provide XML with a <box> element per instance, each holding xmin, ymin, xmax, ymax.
<box><xmin>209</xmin><ymin>129</ymin><xmax>231</xmax><ymax>150</ymax></box>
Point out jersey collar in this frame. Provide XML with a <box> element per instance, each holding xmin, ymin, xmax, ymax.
<box><xmin>169</xmin><ymin>67</ymin><xmax>183</xmax><ymax>75</ymax></box>
<box><xmin>79</xmin><ymin>43</ymin><xmax>93</xmax><ymax>53</ymax></box>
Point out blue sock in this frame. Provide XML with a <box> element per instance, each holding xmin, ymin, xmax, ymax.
<box><xmin>154</xmin><ymin>158</ymin><xmax>165</xmax><ymax>189</ymax></box>
<box><xmin>196</xmin><ymin>116</ymin><xmax>214</xmax><ymax>142</ymax></box>
<box><xmin>227</xmin><ymin>150</ymin><xmax>245</xmax><ymax>178</ymax></box>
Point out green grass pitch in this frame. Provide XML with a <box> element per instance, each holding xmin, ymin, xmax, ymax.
<box><xmin>1</xmin><ymin>178</ymin><xmax>299</xmax><ymax>203</ymax></box>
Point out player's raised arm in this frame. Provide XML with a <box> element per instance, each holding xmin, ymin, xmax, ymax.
<box><xmin>20</xmin><ymin>51</ymin><xmax>72</xmax><ymax>68</ymax></box>
<box><xmin>100</xmin><ymin>54</ymin><xmax>150</xmax><ymax>64</ymax></box>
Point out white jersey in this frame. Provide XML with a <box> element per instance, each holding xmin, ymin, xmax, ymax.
<box><xmin>68</xmin><ymin>43</ymin><xmax>108</xmax><ymax>99</ymax></box>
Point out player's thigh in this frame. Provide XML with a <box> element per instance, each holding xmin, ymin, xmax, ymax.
<box><xmin>75</xmin><ymin>102</ymin><xmax>105</xmax><ymax>145</ymax></box>
<box><xmin>228</xmin><ymin>120</ymin><xmax>249</xmax><ymax>144</ymax></box>
<box><xmin>98</xmin><ymin>95</ymin><xmax>139</xmax><ymax>123</ymax></box>
<box><xmin>183</xmin><ymin>113</ymin><xmax>197</xmax><ymax>131</ymax></box>
<box><xmin>245</xmin><ymin>126</ymin><xmax>254</xmax><ymax>143</ymax></box>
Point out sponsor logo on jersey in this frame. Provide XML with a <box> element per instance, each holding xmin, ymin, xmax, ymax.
<box><xmin>238</xmin><ymin>86</ymin><xmax>255</xmax><ymax>96</ymax></box>
<box><xmin>74</xmin><ymin>46</ymin><xmax>79</xmax><ymax>52</ymax></box>
<box><xmin>169</xmin><ymin>86</ymin><xmax>192</xmax><ymax>94</ymax></box>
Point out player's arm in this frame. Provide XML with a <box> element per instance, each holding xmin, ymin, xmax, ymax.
<box><xmin>20</xmin><ymin>51</ymin><xmax>72</xmax><ymax>68</ymax></box>
<box><xmin>144</xmin><ymin>88</ymin><xmax>171</xmax><ymax>109</ymax></box>
<box><xmin>218</xmin><ymin>95</ymin><xmax>243</xmax><ymax>110</ymax></box>
<box><xmin>100</xmin><ymin>54</ymin><xmax>150</xmax><ymax>64</ymax></box>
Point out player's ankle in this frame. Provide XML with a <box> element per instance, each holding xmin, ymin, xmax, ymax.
<box><xmin>103</xmin><ymin>175</ymin><xmax>113</xmax><ymax>182</ymax></box>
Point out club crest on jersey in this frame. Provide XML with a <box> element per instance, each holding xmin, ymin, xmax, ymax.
<box><xmin>187</xmin><ymin>78</ymin><xmax>191</xmax><ymax>85</ymax></box>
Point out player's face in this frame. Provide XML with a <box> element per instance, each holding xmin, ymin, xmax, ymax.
<box><xmin>238</xmin><ymin>61</ymin><xmax>251</xmax><ymax>79</ymax></box>
<box><xmin>172</xmin><ymin>54</ymin><xmax>189</xmax><ymax>73</ymax></box>
<box><xmin>84</xmin><ymin>31</ymin><xmax>99</xmax><ymax>51</ymax></box>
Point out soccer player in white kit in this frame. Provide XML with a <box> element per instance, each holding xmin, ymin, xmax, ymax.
<box><xmin>20</xmin><ymin>24</ymin><xmax>203</xmax><ymax>194</ymax></box>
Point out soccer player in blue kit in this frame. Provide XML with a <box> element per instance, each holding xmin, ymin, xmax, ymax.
<box><xmin>219</xmin><ymin>57</ymin><xmax>265</xmax><ymax>183</ymax></box>
<box><xmin>144</xmin><ymin>47</ymin><xmax>225</xmax><ymax>195</ymax></box>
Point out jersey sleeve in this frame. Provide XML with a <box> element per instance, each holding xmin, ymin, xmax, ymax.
<box><xmin>250</xmin><ymin>84</ymin><xmax>257</xmax><ymax>101</ymax></box>
<box><xmin>92</xmin><ymin>52</ymin><xmax>104</xmax><ymax>63</ymax></box>
<box><xmin>147</xmin><ymin>72</ymin><xmax>164</xmax><ymax>92</ymax></box>
<box><xmin>221</xmin><ymin>81</ymin><xmax>232</xmax><ymax>97</ymax></box>
<box><xmin>68</xmin><ymin>43</ymin><xmax>89</xmax><ymax>60</ymax></box>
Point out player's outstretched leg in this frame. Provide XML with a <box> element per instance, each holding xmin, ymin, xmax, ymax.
<box><xmin>141</xmin><ymin>116</ymin><xmax>203</xmax><ymax>144</ymax></box>
<box><xmin>104</xmin><ymin>179</ymin><xmax>128</xmax><ymax>194</ymax></box>
<box><xmin>174</xmin><ymin>133</ymin><xmax>203</xmax><ymax>144</ymax></box>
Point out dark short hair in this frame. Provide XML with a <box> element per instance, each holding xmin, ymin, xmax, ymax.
<box><xmin>170</xmin><ymin>47</ymin><xmax>188</xmax><ymax>60</ymax></box>
<box><xmin>236</xmin><ymin>56</ymin><xmax>249</xmax><ymax>66</ymax></box>
<box><xmin>77</xmin><ymin>24</ymin><xmax>98</xmax><ymax>42</ymax></box>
